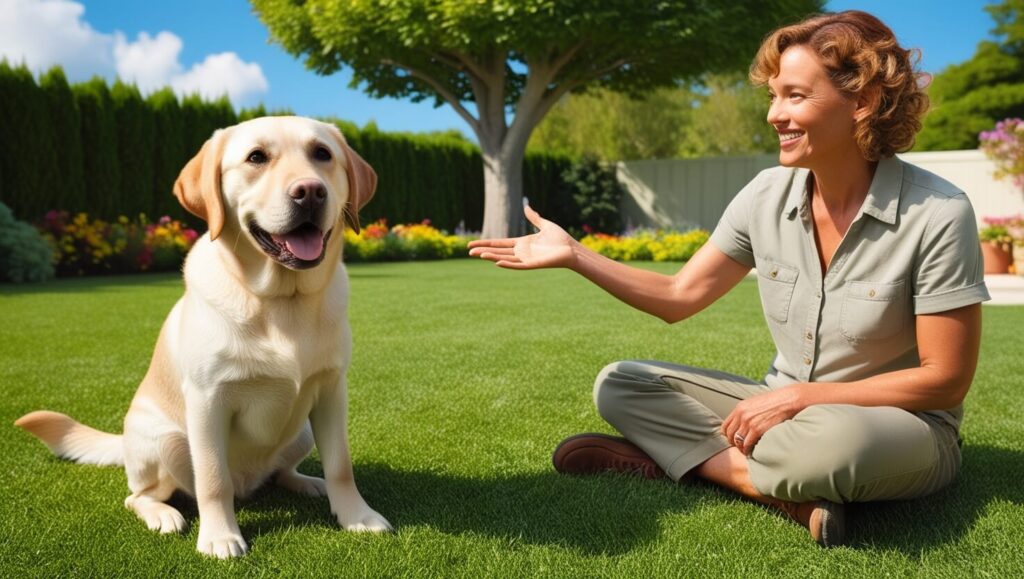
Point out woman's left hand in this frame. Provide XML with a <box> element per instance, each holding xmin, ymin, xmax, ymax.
<box><xmin>721</xmin><ymin>385</ymin><xmax>807</xmax><ymax>455</ymax></box>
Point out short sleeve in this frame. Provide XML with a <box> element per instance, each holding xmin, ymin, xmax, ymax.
<box><xmin>709</xmin><ymin>174</ymin><xmax>760</xmax><ymax>268</ymax></box>
<box><xmin>913</xmin><ymin>195</ymin><xmax>991</xmax><ymax>314</ymax></box>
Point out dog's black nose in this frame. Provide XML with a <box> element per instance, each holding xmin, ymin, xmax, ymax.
<box><xmin>288</xmin><ymin>179</ymin><xmax>327</xmax><ymax>210</ymax></box>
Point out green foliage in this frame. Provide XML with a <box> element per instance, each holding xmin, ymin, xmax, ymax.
<box><xmin>529</xmin><ymin>74</ymin><xmax>776</xmax><ymax>161</ymax></box>
<box><xmin>74</xmin><ymin>78</ymin><xmax>122</xmax><ymax>219</ymax></box>
<box><xmin>0</xmin><ymin>202</ymin><xmax>54</xmax><ymax>283</ymax></box>
<box><xmin>253</xmin><ymin>0</ymin><xmax>822</xmax><ymax>107</ymax></box>
<box><xmin>0</xmin><ymin>61</ymin><xmax>60</xmax><ymax>221</ymax></box>
<box><xmin>112</xmin><ymin>82</ymin><xmax>156</xmax><ymax>219</ymax></box>
<box><xmin>39</xmin><ymin>67</ymin><xmax>86</xmax><ymax>213</ymax></box>
<box><xmin>559</xmin><ymin>156</ymin><xmax>624</xmax><ymax>235</ymax></box>
<box><xmin>918</xmin><ymin>1</ymin><xmax>1024</xmax><ymax>150</ymax></box>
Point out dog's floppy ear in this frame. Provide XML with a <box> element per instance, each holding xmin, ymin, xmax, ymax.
<box><xmin>330</xmin><ymin>126</ymin><xmax>377</xmax><ymax>234</ymax></box>
<box><xmin>173</xmin><ymin>129</ymin><xmax>227</xmax><ymax>240</ymax></box>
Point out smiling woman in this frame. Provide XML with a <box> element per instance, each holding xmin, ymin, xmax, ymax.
<box><xmin>468</xmin><ymin>10</ymin><xmax>990</xmax><ymax>549</ymax></box>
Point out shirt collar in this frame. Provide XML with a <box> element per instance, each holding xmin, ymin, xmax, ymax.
<box><xmin>860</xmin><ymin>156</ymin><xmax>903</xmax><ymax>225</ymax></box>
<box><xmin>784</xmin><ymin>157</ymin><xmax>903</xmax><ymax>224</ymax></box>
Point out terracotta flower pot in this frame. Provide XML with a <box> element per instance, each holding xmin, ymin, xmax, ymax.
<box><xmin>982</xmin><ymin>241</ymin><xmax>1013</xmax><ymax>274</ymax></box>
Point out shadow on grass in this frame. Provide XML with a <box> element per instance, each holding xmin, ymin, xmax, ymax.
<box><xmin>230</xmin><ymin>463</ymin><xmax>702</xmax><ymax>556</ymax></box>
<box><xmin>161</xmin><ymin>443</ymin><xmax>1022</xmax><ymax>557</ymax></box>
<box><xmin>850</xmin><ymin>443</ymin><xmax>1024</xmax><ymax>552</ymax></box>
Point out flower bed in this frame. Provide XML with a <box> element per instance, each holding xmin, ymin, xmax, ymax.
<box><xmin>37</xmin><ymin>211</ymin><xmax>199</xmax><ymax>276</ymax></box>
<box><xmin>344</xmin><ymin>219</ymin><xmax>475</xmax><ymax>262</ymax></box>
<box><xmin>34</xmin><ymin>213</ymin><xmax>476</xmax><ymax>277</ymax></box>
<box><xmin>580</xmin><ymin>228</ymin><xmax>710</xmax><ymax>262</ymax></box>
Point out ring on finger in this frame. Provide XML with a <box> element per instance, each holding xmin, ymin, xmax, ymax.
<box><xmin>733</xmin><ymin>433</ymin><xmax>746</xmax><ymax>445</ymax></box>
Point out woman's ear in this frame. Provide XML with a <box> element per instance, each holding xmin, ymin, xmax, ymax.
<box><xmin>854</xmin><ymin>86</ymin><xmax>881</xmax><ymax>123</ymax></box>
<box><xmin>173</xmin><ymin>129</ymin><xmax>228</xmax><ymax>240</ymax></box>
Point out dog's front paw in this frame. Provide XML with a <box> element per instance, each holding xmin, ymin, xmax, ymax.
<box><xmin>197</xmin><ymin>530</ymin><xmax>248</xmax><ymax>559</ymax></box>
<box><xmin>336</xmin><ymin>508</ymin><xmax>393</xmax><ymax>533</ymax></box>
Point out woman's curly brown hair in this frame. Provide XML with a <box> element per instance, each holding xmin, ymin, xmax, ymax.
<box><xmin>749</xmin><ymin>10</ymin><xmax>929</xmax><ymax>161</ymax></box>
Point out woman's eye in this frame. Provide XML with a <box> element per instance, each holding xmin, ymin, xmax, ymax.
<box><xmin>247</xmin><ymin>150</ymin><xmax>268</xmax><ymax>164</ymax></box>
<box><xmin>313</xmin><ymin>146</ymin><xmax>332</xmax><ymax>162</ymax></box>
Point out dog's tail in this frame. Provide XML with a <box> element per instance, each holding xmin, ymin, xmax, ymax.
<box><xmin>14</xmin><ymin>410</ymin><xmax>124</xmax><ymax>466</ymax></box>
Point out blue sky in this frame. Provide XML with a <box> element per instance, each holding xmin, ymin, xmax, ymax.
<box><xmin>0</xmin><ymin>0</ymin><xmax>999</xmax><ymax>139</ymax></box>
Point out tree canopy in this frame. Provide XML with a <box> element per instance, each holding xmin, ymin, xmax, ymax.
<box><xmin>917</xmin><ymin>0</ymin><xmax>1024</xmax><ymax>151</ymax></box>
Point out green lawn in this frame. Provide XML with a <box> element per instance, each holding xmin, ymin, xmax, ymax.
<box><xmin>2</xmin><ymin>260</ymin><xmax>1022</xmax><ymax>577</ymax></box>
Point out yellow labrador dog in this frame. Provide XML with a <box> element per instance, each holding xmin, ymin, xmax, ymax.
<box><xmin>15</xmin><ymin>116</ymin><xmax>391</xmax><ymax>558</ymax></box>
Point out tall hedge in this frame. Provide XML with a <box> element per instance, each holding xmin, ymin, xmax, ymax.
<box><xmin>74</xmin><ymin>78</ymin><xmax>122</xmax><ymax>219</ymax></box>
<box><xmin>0</xmin><ymin>65</ymin><xmax>576</xmax><ymax>233</ymax></box>
<box><xmin>0</xmin><ymin>62</ymin><xmax>60</xmax><ymax>221</ymax></box>
<box><xmin>112</xmin><ymin>82</ymin><xmax>156</xmax><ymax>219</ymax></box>
<box><xmin>148</xmin><ymin>88</ymin><xmax>190</xmax><ymax>222</ymax></box>
<box><xmin>40</xmin><ymin>67</ymin><xmax>86</xmax><ymax>214</ymax></box>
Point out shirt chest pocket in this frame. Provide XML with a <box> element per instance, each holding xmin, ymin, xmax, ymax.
<box><xmin>756</xmin><ymin>258</ymin><xmax>799</xmax><ymax>324</ymax></box>
<box><xmin>840</xmin><ymin>279</ymin><xmax>907</xmax><ymax>342</ymax></box>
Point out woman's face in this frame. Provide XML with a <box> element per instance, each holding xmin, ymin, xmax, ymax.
<box><xmin>766</xmin><ymin>45</ymin><xmax>862</xmax><ymax>171</ymax></box>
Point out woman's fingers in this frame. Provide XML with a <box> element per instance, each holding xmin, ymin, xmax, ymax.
<box><xmin>468</xmin><ymin>238</ymin><xmax>516</xmax><ymax>250</ymax></box>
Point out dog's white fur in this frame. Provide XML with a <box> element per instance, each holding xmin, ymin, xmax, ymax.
<box><xmin>15</xmin><ymin>116</ymin><xmax>391</xmax><ymax>558</ymax></box>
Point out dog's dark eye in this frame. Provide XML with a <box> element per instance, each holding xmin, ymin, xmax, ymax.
<box><xmin>247</xmin><ymin>150</ymin><xmax>268</xmax><ymax>165</ymax></box>
<box><xmin>313</xmin><ymin>146</ymin><xmax>332</xmax><ymax>162</ymax></box>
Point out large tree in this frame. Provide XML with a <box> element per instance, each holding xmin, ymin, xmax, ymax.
<box><xmin>252</xmin><ymin>0</ymin><xmax>821</xmax><ymax>237</ymax></box>
<box><xmin>917</xmin><ymin>0</ymin><xmax>1024</xmax><ymax>151</ymax></box>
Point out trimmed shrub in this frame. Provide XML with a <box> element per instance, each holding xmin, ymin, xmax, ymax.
<box><xmin>0</xmin><ymin>202</ymin><xmax>55</xmax><ymax>283</ymax></box>
<box><xmin>559</xmin><ymin>155</ymin><xmax>625</xmax><ymax>236</ymax></box>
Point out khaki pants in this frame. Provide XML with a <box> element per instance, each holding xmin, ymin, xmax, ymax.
<box><xmin>593</xmin><ymin>360</ymin><xmax>962</xmax><ymax>503</ymax></box>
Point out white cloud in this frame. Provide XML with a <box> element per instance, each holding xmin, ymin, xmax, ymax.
<box><xmin>0</xmin><ymin>0</ymin><xmax>268</xmax><ymax>107</ymax></box>
<box><xmin>172</xmin><ymin>52</ymin><xmax>268</xmax><ymax>106</ymax></box>
<box><xmin>113</xmin><ymin>31</ymin><xmax>182</xmax><ymax>94</ymax></box>
<box><xmin>0</xmin><ymin>0</ymin><xmax>113</xmax><ymax>78</ymax></box>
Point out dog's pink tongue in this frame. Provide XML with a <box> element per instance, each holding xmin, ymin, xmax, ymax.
<box><xmin>276</xmin><ymin>230</ymin><xmax>323</xmax><ymax>260</ymax></box>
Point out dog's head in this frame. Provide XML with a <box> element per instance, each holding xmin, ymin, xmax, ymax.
<box><xmin>173</xmin><ymin>116</ymin><xmax>376</xmax><ymax>270</ymax></box>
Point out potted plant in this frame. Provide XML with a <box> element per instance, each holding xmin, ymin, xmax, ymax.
<box><xmin>979</xmin><ymin>218</ymin><xmax>1014</xmax><ymax>274</ymax></box>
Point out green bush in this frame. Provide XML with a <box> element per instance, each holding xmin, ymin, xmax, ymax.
<box><xmin>560</xmin><ymin>155</ymin><xmax>625</xmax><ymax>235</ymax></box>
<box><xmin>0</xmin><ymin>202</ymin><xmax>54</xmax><ymax>283</ymax></box>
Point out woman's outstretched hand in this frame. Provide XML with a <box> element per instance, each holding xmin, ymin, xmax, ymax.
<box><xmin>467</xmin><ymin>204</ymin><xmax>577</xmax><ymax>270</ymax></box>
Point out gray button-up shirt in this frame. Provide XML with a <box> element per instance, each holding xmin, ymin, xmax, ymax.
<box><xmin>710</xmin><ymin>156</ymin><xmax>990</xmax><ymax>429</ymax></box>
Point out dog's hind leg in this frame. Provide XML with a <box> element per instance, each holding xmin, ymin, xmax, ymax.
<box><xmin>124</xmin><ymin>427</ymin><xmax>191</xmax><ymax>534</ymax></box>
<box><xmin>274</xmin><ymin>421</ymin><xmax>326</xmax><ymax>497</ymax></box>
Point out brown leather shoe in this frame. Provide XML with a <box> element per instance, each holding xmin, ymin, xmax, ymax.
<box><xmin>777</xmin><ymin>499</ymin><xmax>847</xmax><ymax>548</ymax></box>
<box><xmin>551</xmin><ymin>433</ymin><xmax>666</xmax><ymax>480</ymax></box>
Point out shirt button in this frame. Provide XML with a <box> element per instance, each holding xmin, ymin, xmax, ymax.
<box><xmin>803</xmin><ymin>357</ymin><xmax>812</xmax><ymax>365</ymax></box>
<box><xmin>770</xmin><ymin>270</ymin><xmax>778</xmax><ymax>278</ymax></box>
<box><xmin>805</xmin><ymin>332</ymin><xmax>813</xmax><ymax>340</ymax></box>
<box><xmin>868</xmin><ymin>289</ymin><xmax>876</xmax><ymax>298</ymax></box>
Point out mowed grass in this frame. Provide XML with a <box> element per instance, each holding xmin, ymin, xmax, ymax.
<box><xmin>1</xmin><ymin>259</ymin><xmax>1022</xmax><ymax>577</ymax></box>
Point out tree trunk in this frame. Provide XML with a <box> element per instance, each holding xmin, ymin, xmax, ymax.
<box><xmin>480</xmin><ymin>146</ymin><xmax>525</xmax><ymax>239</ymax></box>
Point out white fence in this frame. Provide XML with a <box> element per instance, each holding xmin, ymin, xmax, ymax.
<box><xmin>616</xmin><ymin>150</ymin><xmax>1024</xmax><ymax>230</ymax></box>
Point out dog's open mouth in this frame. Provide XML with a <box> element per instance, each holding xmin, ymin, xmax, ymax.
<box><xmin>249</xmin><ymin>220</ymin><xmax>332</xmax><ymax>269</ymax></box>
